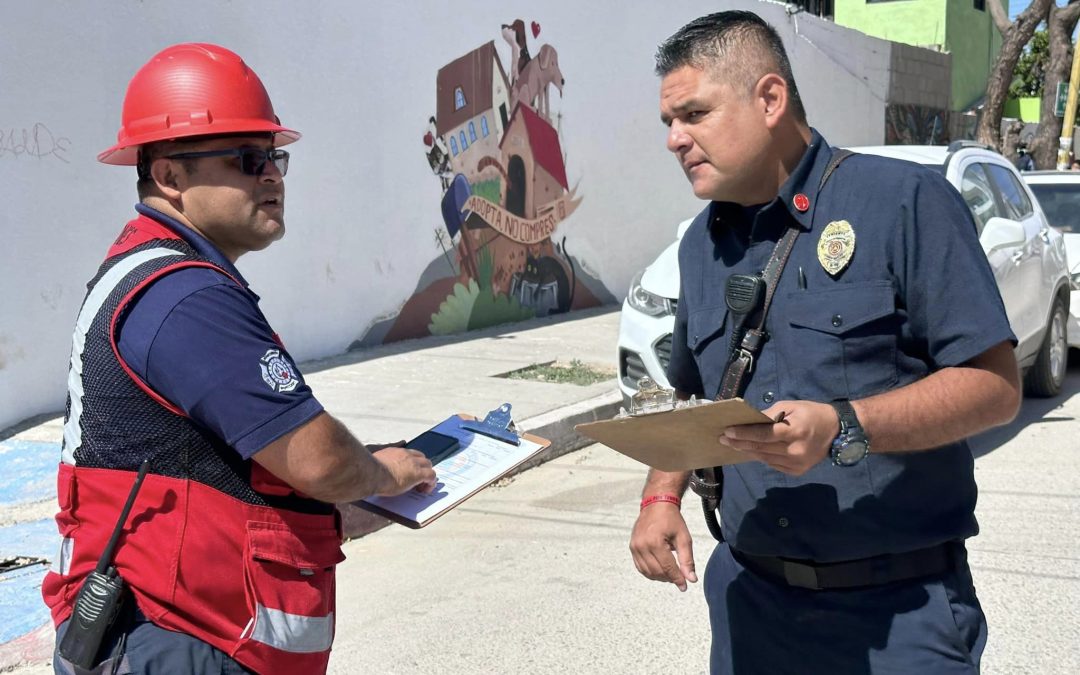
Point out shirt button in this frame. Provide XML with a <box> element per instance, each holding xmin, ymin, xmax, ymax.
<box><xmin>831</xmin><ymin>314</ymin><xmax>843</xmax><ymax>327</ymax></box>
<box><xmin>777</xmin><ymin>517</ymin><xmax>790</xmax><ymax>528</ymax></box>
<box><xmin>762</xmin><ymin>391</ymin><xmax>775</xmax><ymax>404</ymax></box>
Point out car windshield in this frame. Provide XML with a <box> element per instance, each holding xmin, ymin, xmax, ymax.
<box><xmin>1028</xmin><ymin>183</ymin><xmax>1080</xmax><ymax>233</ymax></box>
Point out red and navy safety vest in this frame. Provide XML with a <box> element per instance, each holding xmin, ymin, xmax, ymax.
<box><xmin>42</xmin><ymin>214</ymin><xmax>343</xmax><ymax>675</ymax></box>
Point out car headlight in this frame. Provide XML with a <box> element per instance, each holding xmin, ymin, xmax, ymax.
<box><xmin>627</xmin><ymin>270</ymin><xmax>674</xmax><ymax>317</ymax></box>
<box><xmin>1071</xmin><ymin>272</ymin><xmax>1080</xmax><ymax>291</ymax></box>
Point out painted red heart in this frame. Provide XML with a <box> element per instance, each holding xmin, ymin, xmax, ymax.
<box><xmin>531</xmin><ymin>21</ymin><xmax>540</xmax><ymax>38</ymax></box>
<box><xmin>423</xmin><ymin>131</ymin><xmax>433</xmax><ymax>147</ymax></box>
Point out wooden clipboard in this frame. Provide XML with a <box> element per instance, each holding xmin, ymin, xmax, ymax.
<box><xmin>575</xmin><ymin>398</ymin><xmax>772</xmax><ymax>472</ymax></box>
<box><xmin>356</xmin><ymin>407</ymin><xmax>550</xmax><ymax>529</ymax></box>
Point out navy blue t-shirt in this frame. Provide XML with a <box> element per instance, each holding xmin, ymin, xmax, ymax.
<box><xmin>666</xmin><ymin>131</ymin><xmax>1016</xmax><ymax>561</ymax></box>
<box><xmin>116</xmin><ymin>204</ymin><xmax>323</xmax><ymax>459</ymax></box>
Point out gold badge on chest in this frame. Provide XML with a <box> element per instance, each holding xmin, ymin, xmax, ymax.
<box><xmin>817</xmin><ymin>220</ymin><xmax>856</xmax><ymax>277</ymax></box>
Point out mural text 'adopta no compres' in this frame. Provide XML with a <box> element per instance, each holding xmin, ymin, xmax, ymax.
<box><xmin>463</xmin><ymin>189</ymin><xmax>580</xmax><ymax>245</ymax></box>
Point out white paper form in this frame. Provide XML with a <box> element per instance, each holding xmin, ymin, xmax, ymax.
<box><xmin>360</xmin><ymin>417</ymin><xmax>546</xmax><ymax>526</ymax></box>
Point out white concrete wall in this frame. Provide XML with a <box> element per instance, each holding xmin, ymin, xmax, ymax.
<box><xmin>0</xmin><ymin>0</ymin><xmax>892</xmax><ymax>431</ymax></box>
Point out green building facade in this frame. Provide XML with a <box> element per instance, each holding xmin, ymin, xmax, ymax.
<box><xmin>834</xmin><ymin>0</ymin><xmax>1005</xmax><ymax>111</ymax></box>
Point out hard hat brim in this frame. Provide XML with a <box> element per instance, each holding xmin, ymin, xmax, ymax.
<box><xmin>98</xmin><ymin>123</ymin><xmax>300</xmax><ymax>166</ymax></box>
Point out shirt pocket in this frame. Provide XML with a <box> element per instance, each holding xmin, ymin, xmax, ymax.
<box><xmin>687</xmin><ymin>305</ymin><xmax>729</xmax><ymax>399</ymax></box>
<box><xmin>780</xmin><ymin>280</ymin><xmax>899</xmax><ymax>399</ymax></box>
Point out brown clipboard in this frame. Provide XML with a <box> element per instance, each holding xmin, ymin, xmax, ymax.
<box><xmin>356</xmin><ymin>410</ymin><xmax>550</xmax><ymax>529</ymax></box>
<box><xmin>575</xmin><ymin>398</ymin><xmax>772</xmax><ymax>472</ymax></box>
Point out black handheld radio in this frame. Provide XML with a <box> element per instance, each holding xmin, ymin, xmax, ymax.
<box><xmin>58</xmin><ymin>459</ymin><xmax>150</xmax><ymax>669</ymax></box>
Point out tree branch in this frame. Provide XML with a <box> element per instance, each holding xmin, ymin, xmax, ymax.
<box><xmin>988</xmin><ymin>0</ymin><xmax>1012</xmax><ymax>35</ymax></box>
<box><xmin>1029</xmin><ymin>1</ymin><xmax>1080</xmax><ymax>168</ymax></box>
<box><xmin>977</xmin><ymin>0</ymin><xmax>1054</xmax><ymax>149</ymax></box>
<box><xmin>1057</xmin><ymin>0</ymin><xmax>1080</xmax><ymax>26</ymax></box>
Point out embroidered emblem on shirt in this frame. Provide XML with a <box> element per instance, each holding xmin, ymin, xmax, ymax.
<box><xmin>259</xmin><ymin>349</ymin><xmax>299</xmax><ymax>393</ymax></box>
<box><xmin>817</xmin><ymin>220</ymin><xmax>856</xmax><ymax>276</ymax></box>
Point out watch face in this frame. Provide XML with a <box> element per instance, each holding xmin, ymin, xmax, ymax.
<box><xmin>835</xmin><ymin>440</ymin><xmax>868</xmax><ymax>466</ymax></box>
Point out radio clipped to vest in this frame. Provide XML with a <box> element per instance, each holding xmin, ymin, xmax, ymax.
<box><xmin>58</xmin><ymin>460</ymin><xmax>150</xmax><ymax>669</ymax></box>
<box><xmin>724</xmin><ymin>273</ymin><xmax>765</xmax><ymax>316</ymax></box>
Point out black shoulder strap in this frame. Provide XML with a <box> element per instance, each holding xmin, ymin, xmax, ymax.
<box><xmin>820</xmin><ymin>149</ymin><xmax>854</xmax><ymax>190</ymax></box>
<box><xmin>691</xmin><ymin>147</ymin><xmax>854</xmax><ymax>542</ymax></box>
<box><xmin>717</xmin><ymin>148</ymin><xmax>853</xmax><ymax>400</ymax></box>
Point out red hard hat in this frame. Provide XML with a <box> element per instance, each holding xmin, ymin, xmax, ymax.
<box><xmin>98</xmin><ymin>43</ymin><xmax>300</xmax><ymax>165</ymax></box>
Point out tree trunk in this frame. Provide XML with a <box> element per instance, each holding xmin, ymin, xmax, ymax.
<box><xmin>978</xmin><ymin>0</ymin><xmax>1054</xmax><ymax>151</ymax></box>
<box><xmin>1030</xmin><ymin>1</ymin><xmax>1080</xmax><ymax>170</ymax></box>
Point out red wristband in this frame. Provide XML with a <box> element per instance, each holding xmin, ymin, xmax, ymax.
<box><xmin>640</xmin><ymin>494</ymin><xmax>681</xmax><ymax>511</ymax></box>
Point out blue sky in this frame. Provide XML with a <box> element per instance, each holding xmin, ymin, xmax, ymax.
<box><xmin>1009</xmin><ymin>0</ymin><xmax>1072</xmax><ymax>22</ymax></box>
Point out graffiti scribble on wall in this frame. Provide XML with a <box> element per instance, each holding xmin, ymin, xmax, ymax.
<box><xmin>356</xmin><ymin>20</ymin><xmax>613</xmax><ymax>348</ymax></box>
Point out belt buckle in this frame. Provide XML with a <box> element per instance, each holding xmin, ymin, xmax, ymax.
<box><xmin>738</xmin><ymin>348</ymin><xmax>754</xmax><ymax>374</ymax></box>
<box><xmin>782</xmin><ymin>560</ymin><xmax>821</xmax><ymax>590</ymax></box>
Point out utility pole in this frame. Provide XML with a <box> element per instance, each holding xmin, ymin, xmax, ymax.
<box><xmin>1058</xmin><ymin>35</ymin><xmax>1080</xmax><ymax>169</ymax></box>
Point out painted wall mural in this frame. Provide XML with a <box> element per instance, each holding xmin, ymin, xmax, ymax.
<box><xmin>355</xmin><ymin>19</ymin><xmax>613</xmax><ymax>348</ymax></box>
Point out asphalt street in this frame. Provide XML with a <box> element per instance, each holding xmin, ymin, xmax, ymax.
<box><xmin>323</xmin><ymin>370</ymin><xmax>1080</xmax><ymax>674</ymax></box>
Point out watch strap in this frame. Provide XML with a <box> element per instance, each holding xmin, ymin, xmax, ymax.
<box><xmin>831</xmin><ymin>399</ymin><xmax>860</xmax><ymax>434</ymax></box>
<box><xmin>829</xmin><ymin>399</ymin><xmax>869</xmax><ymax>466</ymax></box>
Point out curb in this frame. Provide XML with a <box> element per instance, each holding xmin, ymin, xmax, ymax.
<box><xmin>512</xmin><ymin>389</ymin><xmax>623</xmax><ymax>471</ymax></box>
<box><xmin>339</xmin><ymin>389</ymin><xmax>622</xmax><ymax>540</ymax></box>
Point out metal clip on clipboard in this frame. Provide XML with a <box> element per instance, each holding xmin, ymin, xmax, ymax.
<box><xmin>616</xmin><ymin>377</ymin><xmax>708</xmax><ymax>418</ymax></box>
<box><xmin>461</xmin><ymin>403</ymin><xmax>521</xmax><ymax>446</ymax></box>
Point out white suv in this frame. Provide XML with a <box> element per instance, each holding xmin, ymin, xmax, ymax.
<box><xmin>1021</xmin><ymin>170</ymin><xmax>1080</xmax><ymax>351</ymax></box>
<box><xmin>618</xmin><ymin>142</ymin><xmax>1071</xmax><ymax>400</ymax></box>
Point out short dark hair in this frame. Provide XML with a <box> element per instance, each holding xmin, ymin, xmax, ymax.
<box><xmin>136</xmin><ymin>140</ymin><xmax>199</xmax><ymax>199</ymax></box>
<box><xmin>655</xmin><ymin>10</ymin><xmax>806</xmax><ymax>123</ymax></box>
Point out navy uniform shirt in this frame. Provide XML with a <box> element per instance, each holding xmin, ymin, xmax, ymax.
<box><xmin>116</xmin><ymin>204</ymin><xmax>323</xmax><ymax>459</ymax></box>
<box><xmin>666</xmin><ymin>131</ymin><xmax>1015</xmax><ymax>562</ymax></box>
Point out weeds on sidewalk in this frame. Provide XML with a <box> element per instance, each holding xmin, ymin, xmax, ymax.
<box><xmin>503</xmin><ymin>359</ymin><xmax>614</xmax><ymax>386</ymax></box>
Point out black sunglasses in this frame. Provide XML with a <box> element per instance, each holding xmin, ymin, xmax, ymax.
<box><xmin>164</xmin><ymin>148</ymin><xmax>290</xmax><ymax>176</ymax></box>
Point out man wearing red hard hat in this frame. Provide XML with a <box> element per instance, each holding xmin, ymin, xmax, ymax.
<box><xmin>44</xmin><ymin>43</ymin><xmax>436</xmax><ymax>674</ymax></box>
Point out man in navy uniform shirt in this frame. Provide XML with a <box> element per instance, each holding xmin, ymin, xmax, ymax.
<box><xmin>45</xmin><ymin>44</ymin><xmax>435</xmax><ymax>674</ymax></box>
<box><xmin>628</xmin><ymin>12</ymin><xmax>1022</xmax><ymax>673</ymax></box>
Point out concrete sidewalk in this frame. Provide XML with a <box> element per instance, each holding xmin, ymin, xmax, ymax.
<box><xmin>0</xmin><ymin>306</ymin><xmax>625</xmax><ymax>671</ymax></box>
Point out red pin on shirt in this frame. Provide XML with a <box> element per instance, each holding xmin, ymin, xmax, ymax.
<box><xmin>531</xmin><ymin>21</ymin><xmax>541</xmax><ymax>38</ymax></box>
<box><xmin>793</xmin><ymin>193</ymin><xmax>810</xmax><ymax>212</ymax></box>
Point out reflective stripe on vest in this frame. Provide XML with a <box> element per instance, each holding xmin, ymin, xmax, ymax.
<box><xmin>62</xmin><ymin>248</ymin><xmax>183</xmax><ymax>463</ymax></box>
<box><xmin>250</xmin><ymin>605</ymin><xmax>335</xmax><ymax>654</ymax></box>
<box><xmin>50</xmin><ymin>537</ymin><xmax>73</xmax><ymax>576</ymax></box>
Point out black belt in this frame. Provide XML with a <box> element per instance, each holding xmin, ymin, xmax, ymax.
<box><xmin>731</xmin><ymin>542</ymin><xmax>956</xmax><ymax>590</ymax></box>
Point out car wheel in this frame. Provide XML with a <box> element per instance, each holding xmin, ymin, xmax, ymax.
<box><xmin>1024</xmin><ymin>296</ymin><xmax>1068</xmax><ymax>398</ymax></box>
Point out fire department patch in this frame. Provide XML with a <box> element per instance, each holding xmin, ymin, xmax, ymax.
<box><xmin>259</xmin><ymin>349</ymin><xmax>299</xmax><ymax>393</ymax></box>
